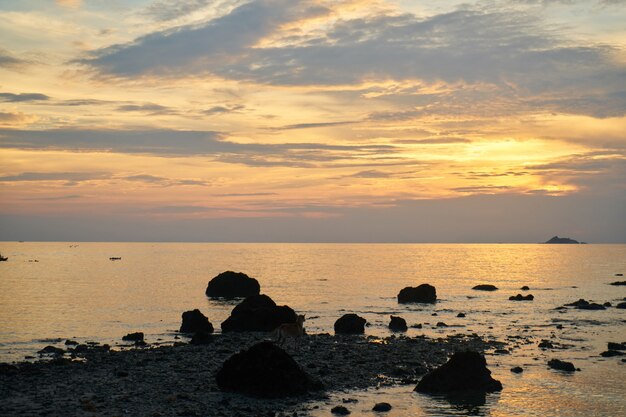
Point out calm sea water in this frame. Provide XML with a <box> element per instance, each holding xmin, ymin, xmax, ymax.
<box><xmin>0</xmin><ymin>242</ymin><xmax>625</xmax><ymax>416</ymax></box>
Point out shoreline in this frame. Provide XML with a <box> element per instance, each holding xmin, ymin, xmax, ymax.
<box><xmin>0</xmin><ymin>332</ymin><xmax>505</xmax><ymax>416</ymax></box>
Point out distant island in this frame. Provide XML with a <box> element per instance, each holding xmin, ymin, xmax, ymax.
<box><xmin>544</xmin><ymin>236</ymin><xmax>582</xmax><ymax>244</ymax></box>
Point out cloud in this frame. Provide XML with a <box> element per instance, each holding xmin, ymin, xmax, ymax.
<box><xmin>203</xmin><ymin>104</ymin><xmax>245</xmax><ymax>116</ymax></box>
<box><xmin>22</xmin><ymin>194</ymin><xmax>83</xmax><ymax>201</ymax></box>
<box><xmin>451</xmin><ymin>185</ymin><xmax>514</xmax><ymax>193</ymax></box>
<box><xmin>0</xmin><ymin>112</ymin><xmax>37</xmax><ymax>126</ymax></box>
<box><xmin>0</xmin><ymin>172</ymin><xmax>110</xmax><ymax>182</ymax></box>
<box><xmin>122</xmin><ymin>174</ymin><xmax>209</xmax><ymax>186</ymax></box>
<box><xmin>0</xmin><ymin>93</ymin><xmax>50</xmax><ymax>102</ymax></box>
<box><xmin>394</xmin><ymin>137</ymin><xmax>472</xmax><ymax>145</ymax></box>
<box><xmin>143</xmin><ymin>0</ymin><xmax>215</xmax><ymax>22</ymax></box>
<box><xmin>0</xmin><ymin>48</ymin><xmax>26</xmax><ymax>69</ymax></box>
<box><xmin>116</xmin><ymin>103</ymin><xmax>177</xmax><ymax>115</ymax></box>
<box><xmin>272</xmin><ymin>121</ymin><xmax>357</xmax><ymax>130</ymax></box>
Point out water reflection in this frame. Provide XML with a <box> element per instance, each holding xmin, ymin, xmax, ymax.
<box><xmin>416</xmin><ymin>391</ymin><xmax>502</xmax><ymax>416</ymax></box>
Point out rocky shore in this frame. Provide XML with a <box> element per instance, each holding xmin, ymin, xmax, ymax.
<box><xmin>0</xmin><ymin>332</ymin><xmax>503</xmax><ymax>417</ymax></box>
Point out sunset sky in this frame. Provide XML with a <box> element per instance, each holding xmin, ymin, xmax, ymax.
<box><xmin>0</xmin><ymin>0</ymin><xmax>625</xmax><ymax>242</ymax></box>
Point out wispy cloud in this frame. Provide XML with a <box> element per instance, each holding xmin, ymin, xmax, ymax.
<box><xmin>0</xmin><ymin>92</ymin><xmax>50</xmax><ymax>102</ymax></box>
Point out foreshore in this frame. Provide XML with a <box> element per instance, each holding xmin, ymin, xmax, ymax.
<box><xmin>0</xmin><ymin>332</ymin><xmax>505</xmax><ymax>417</ymax></box>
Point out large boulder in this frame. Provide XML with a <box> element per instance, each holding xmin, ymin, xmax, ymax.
<box><xmin>397</xmin><ymin>284</ymin><xmax>437</xmax><ymax>304</ymax></box>
<box><xmin>205</xmin><ymin>271</ymin><xmax>260</xmax><ymax>298</ymax></box>
<box><xmin>414</xmin><ymin>351</ymin><xmax>502</xmax><ymax>393</ymax></box>
<box><xmin>216</xmin><ymin>341</ymin><xmax>322</xmax><ymax>397</ymax></box>
<box><xmin>334</xmin><ymin>314</ymin><xmax>367</xmax><ymax>334</ymax></box>
<box><xmin>221</xmin><ymin>294</ymin><xmax>297</xmax><ymax>332</ymax></box>
<box><xmin>180</xmin><ymin>309</ymin><xmax>214</xmax><ymax>334</ymax></box>
<box><xmin>389</xmin><ymin>315</ymin><xmax>408</xmax><ymax>332</ymax></box>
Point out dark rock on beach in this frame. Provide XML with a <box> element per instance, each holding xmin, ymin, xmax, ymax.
<box><xmin>600</xmin><ymin>350</ymin><xmax>624</xmax><ymax>357</ymax></box>
<box><xmin>334</xmin><ymin>314</ymin><xmax>367</xmax><ymax>334</ymax></box>
<box><xmin>180</xmin><ymin>309</ymin><xmax>214</xmax><ymax>334</ymax></box>
<box><xmin>548</xmin><ymin>359</ymin><xmax>576</xmax><ymax>372</ymax></box>
<box><xmin>610</xmin><ymin>281</ymin><xmax>626</xmax><ymax>286</ymax></box>
<box><xmin>509</xmin><ymin>294</ymin><xmax>534</xmax><ymax>301</ymax></box>
<box><xmin>510</xmin><ymin>366</ymin><xmax>523</xmax><ymax>373</ymax></box>
<box><xmin>398</xmin><ymin>284</ymin><xmax>436</xmax><ymax>303</ymax></box>
<box><xmin>608</xmin><ymin>342</ymin><xmax>626</xmax><ymax>350</ymax></box>
<box><xmin>38</xmin><ymin>346</ymin><xmax>65</xmax><ymax>355</ymax></box>
<box><xmin>221</xmin><ymin>294</ymin><xmax>297</xmax><ymax>332</ymax></box>
<box><xmin>206</xmin><ymin>271</ymin><xmax>260</xmax><ymax>299</ymax></box>
<box><xmin>472</xmin><ymin>284</ymin><xmax>498</xmax><ymax>291</ymax></box>
<box><xmin>331</xmin><ymin>405</ymin><xmax>351</xmax><ymax>415</ymax></box>
<box><xmin>545</xmin><ymin>236</ymin><xmax>579</xmax><ymax>244</ymax></box>
<box><xmin>414</xmin><ymin>351</ymin><xmax>502</xmax><ymax>394</ymax></box>
<box><xmin>216</xmin><ymin>341</ymin><xmax>321</xmax><ymax>398</ymax></box>
<box><xmin>457</xmin><ymin>312</ymin><xmax>466</xmax><ymax>318</ymax></box>
<box><xmin>372</xmin><ymin>402</ymin><xmax>392</xmax><ymax>412</ymax></box>
<box><xmin>122</xmin><ymin>332</ymin><xmax>144</xmax><ymax>342</ymax></box>
<box><xmin>389</xmin><ymin>315</ymin><xmax>408</xmax><ymax>332</ymax></box>
<box><xmin>520</xmin><ymin>286</ymin><xmax>530</xmax><ymax>291</ymax></box>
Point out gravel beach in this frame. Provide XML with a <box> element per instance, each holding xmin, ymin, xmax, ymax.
<box><xmin>0</xmin><ymin>332</ymin><xmax>504</xmax><ymax>417</ymax></box>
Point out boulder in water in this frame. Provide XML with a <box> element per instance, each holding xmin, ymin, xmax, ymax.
<box><xmin>509</xmin><ymin>294</ymin><xmax>534</xmax><ymax>301</ymax></box>
<box><xmin>609</xmin><ymin>281</ymin><xmax>626</xmax><ymax>286</ymax></box>
<box><xmin>414</xmin><ymin>351</ymin><xmax>502</xmax><ymax>393</ymax></box>
<box><xmin>206</xmin><ymin>271</ymin><xmax>260</xmax><ymax>298</ymax></box>
<box><xmin>389</xmin><ymin>315</ymin><xmax>407</xmax><ymax>332</ymax></box>
<box><xmin>616</xmin><ymin>302</ymin><xmax>626</xmax><ymax>309</ymax></box>
<box><xmin>180</xmin><ymin>309</ymin><xmax>214</xmax><ymax>334</ymax></box>
<box><xmin>372</xmin><ymin>402</ymin><xmax>392</xmax><ymax>412</ymax></box>
<box><xmin>564</xmin><ymin>299</ymin><xmax>606</xmax><ymax>310</ymax></box>
<box><xmin>472</xmin><ymin>284</ymin><xmax>498</xmax><ymax>291</ymax></box>
<box><xmin>398</xmin><ymin>284</ymin><xmax>436</xmax><ymax>303</ymax></box>
<box><xmin>548</xmin><ymin>359</ymin><xmax>576</xmax><ymax>372</ymax></box>
<box><xmin>122</xmin><ymin>332</ymin><xmax>144</xmax><ymax>342</ymax></box>
<box><xmin>221</xmin><ymin>294</ymin><xmax>297</xmax><ymax>332</ymax></box>
<box><xmin>216</xmin><ymin>341</ymin><xmax>321</xmax><ymax>397</ymax></box>
<box><xmin>334</xmin><ymin>314</ymin><xmax>367</xmax><ymax>334</ymax></box>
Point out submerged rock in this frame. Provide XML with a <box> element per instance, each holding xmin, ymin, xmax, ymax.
<box><xmin>38</xmin><ymin>346</ymin><xmax>65</xmax><ymax>355</ymax></box>
<box><xmin>607</xmin><ymin>342</ymin><xmax>626</xmax><ymax>351</ymax></box>
<box><xmin>221</xmin><ymin>294</ymin><xmax>297</xmax><ymax>332</ymax></box>
<box><xmin>331</xmin><ymin>405</ymin><xmax>351</xmax><ymax>415</ymax></box>
<box><xmin>564</xmin><ymin>299</ymin><xmax>606</xmax><ymax>310</ymax></box>
<box><xmin>122</xmin><ymin>332</ymin><xmax>144</xmax><ymax>342</ymax></box>
<box><xmin>389</xmin><ymin>315</ymin><xmax>408</xmax><ymax>332</ymax></box>
<box><xmin>397</xmin><ymin>284</ymin><xmax>437</xmax><ymax>303</ymax></box>
<box><xmin>414</xmin><ymin>351</ymin><xmax>502</xmax><ymax>393</ymax></box>
<box><xmin>180</xmin><ymin>309</ymin><xmax>214</xmax><ymax>334</ymax></box>
<box><xmin>548</xmin><ymin>359</ymin><xmax>576</xmax><ymax>372</ymax></box>
<box><xmin>510</xmin><ymin>366</ymin><xmax>523</xmax><ymax>374</ymax></box>
<box><xmin>520</xmin><ymin>286</ymin><xmax>530</xmax><ymax>291</ymax></box>
<box><xmin>372</xmin><ymin>402</ymin><xmax>392</xmax><ymax>412</ymax></box>
<box><xmin>472</xmin><ymin>284</ymin><xmax>498</xmax><ymax>291</ymax></box>
<box><xmin>609</xmin><ymin>281</ymin><xmax>626</xmax><ymax>286</ymax></box>
<box><xmin>334</xmin><ymin>314</ymin><xmax>367</xmax><ymax>334</ymax></box>
<box><xmin>616</xmin><ymin>302</ymin><xmax>626</xmax><ymax>309</ymax></box>
<box><xmin>205</xmin><ymin>271</ymin><xmax>260</xmax><ymax>298</ymax></box>
<box><xmin>509</xmin><ymin>294</ymin><xmax>534</xmax><ymax>301</ymax></box>
<box><xmin>457</xmin><ymin>313</ymin><xmax>466</xmax><ymax>318</ymax></box>
<box><xmin>216</xmin><ymin>341</ymin><xmax>321</xmax><ymax>397</ymax></box>
<box><xmin>600</xmin><ymin>350</ymin><xmax>624</xmax><ymax>357</ymax></box>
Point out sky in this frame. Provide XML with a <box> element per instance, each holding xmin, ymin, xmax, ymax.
<box><xmin>0</xmin><ymin>0</ymin><xmax>625</xmax><ymax>242</ymax></box>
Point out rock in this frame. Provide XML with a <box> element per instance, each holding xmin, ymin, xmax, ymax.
<box><xmin>545</xmin><ymin>236</ymin><xmax>579</xmax><ymax>244</ymax></box>
<box><xmin>603</xmin><ymin>302</ymin><xmax>612</xmax><ymax>307</ymax></box>
<box><xmin>206</xmin><ymin>271</ymin><xmax>260</xmax><ymax>298</ymax></box>
<box><xmin>216</xmin><ymin>341</ymin><xmax>321</xmax><ymax>397</ymax></box>
<box><xmin>122</xmin><ymin>332</ymin><xmax>144</xmax><ymax>342</ymax></box>
<box><xmin>436</xmin><ymin>322</ymin><xmax>448</xmax><ymax>327</ymax></box>
<box><xmin>414</xmin><ymin>351</ymin><xmax>502</xmax><ymax>393</ymax></box>
<box><xmin>389</xmin><ymin>315</ymin><xmax>407</xmax><ymax>332</ymax></box>
<box><xmin>616</xmin><ymin>302</ymin><xmax>626</xmax><ymax>309</ymax></box>
<box><xmin>607</xmin><ymin>342</ymin><xmax>626</xmax><ymax>350</ymax></box>
<box><xmin>548</xmin><ymin>359</ymin><xmax>576</xmax><ymax>372</ymax></box>
<box><xmin>190</xmin><ymin>331</ymin><xmax>213</xmax><ymax>345</ymax></box>
<box><xmin>180</xmin><ymin>309</ymin><xmax>214</xmax><ymax>334</ymax></box>
<box><xmin>397</xmin><ymin>284</ymin><xmax>436</xmax><ymax>303</ymax></box>
<box><xmin>64</xmin><ymin>339</ymin><xmax>78</xmax><ymax>346</ymax></box>
<box><xmin>221</xmin><ymin>294</ymin><xmax>297</xmax><ymax>332</ymax></box>
<box><xmin>411</xmin><ymin>323</ymin><xmax>423</xmax><ymax>329</ymax></box>
<box><xmin>509</xmin><ymin>294</ymin><xmax>534</xmax><ymax>301</ymax></box>
<box><xmin>372</xmin><ymin>402</ymin><xmax>392</xmax><ymax>412</ymax></box>
<box><xmin>520</xmin><ymin>286</ymin><xmax>530</xmax><ymax>291</ymax></box>
<box><xmin>565</xmin><ymin>299</ymin><xmax>605</xmax><ymax>310</ymax></box>
<box><xmin>510</xmin><ymin>366</ymin><xmax>523</xmax><ymax>373</ymax></box>
<box><xmin>616</xmin><ymin>273</ymin><xmax>624</xmax><ymax>276</ymax></box>
<box><xmin>472</xmin><ymin>284</ymin><xmax>498</xmax><ymax>291</ymax></box>
<box><xmin>38</xmin><ymin>346</ymin><xmax>65</xmax><ymax>355</ymax></box>
<box><xmin>610</xmin><ymin>281</ymin><xmax>626</xmax><ymax>286</ymax></box>
<box><xmin>600</xmin><ymin>350</ymin><xmax>625</xmax><ymax>357</ymax></box>
<box><xmin>334</xmin><ymin>314</ymin><xmax>367</xmax><ymax>334</ymax></box>
<box><xmin>457</xmin><ymin>313</ymin><xmax>466</xmax><ymax>318</ymax></box>
<box><xmin>538</xmin><ymin>340</ymin><xmax>554</xmax><ymax>349</ymax></box>
<box><xmin>331</xmin><ymin>406</ymin><xmax>351</xmax><ymax>415</ymax></box>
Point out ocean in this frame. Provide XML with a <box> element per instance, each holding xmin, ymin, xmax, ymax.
<box><xmin>0</xmin><ymin>242</ymin><xmax>625</xmax><ymax>416</ymax></box>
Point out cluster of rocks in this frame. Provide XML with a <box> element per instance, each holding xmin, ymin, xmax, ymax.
<box><xmin>509</xmin><ymin>294</ymin><xmax>534</xmax><ymax>301</ymax></box>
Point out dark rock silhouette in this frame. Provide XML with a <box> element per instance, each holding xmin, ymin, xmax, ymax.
<box><xmin>190</xmin><ymin>331</ymin><xmax>212</xmax><ymax>345</ymax></box>
<box><xmin>472</xmin><ymin>284</ymin><xmax>498</xmax><ymax>291</ymax></box>
<box><xmin>0</xmin><ymin>253</ymin><xmax>8</xmax><ymax>261</ymax></box>
<box><xmin>564</xmin><ymin>299</ymin><xmax>606</xmax><ymax>310</ymax></box>
<box><xmin>216</xmin><ymin>341</ymin><xmax>321</xmax><ymax>397</ymax></box>
<box><xmin>510</xmin><ymin>366</ymin><xmax>523</xmax><ymax>373</ymax></box>
<box><xmin>38</xmin><ymin>346</ymin><xmax>64</xmax><ymax>355</ymax></box>
<box><xmin>600</xmin><ymin>350</ymin><xmax>624</xmax><ymax>357</ymax></box>
<box><xmin>180</xmin><ymin>309</ymin><xmax>214</xmax><ymax>334</ymax></box>
<box><xmin>610</xmin><ymin>281</ymin><xmax>626</xmax><ymax>286</ymax></box>
<box><xmin>334</xmin><ymin>314</ymin><xmax>367</xmax><ymax>334</ymax></box>
<box><xmin>221</xmin><ymin>294</ymin><xmax>297</xmax><ymax>332</ymax></box>
<box><xmin>538</xmin><ymin>340</ymin><xmax>554</xmax><ymax>349</ymax></box>
<box><xmin>545</xmin><ymin>236</ymin><xmax>579</xmax><ymax>244</ymax></box>
<box><xmin>414</xmin><ymin>351</ymin><xmax>502</xmax><ymax>393</ymax></box>
<box><xmin>331</xmin><ymin>405</ymin><xmax>351</xmax><ymax>415</ymax></box>
<box><xmin>372</xmin><ymin>402</ymin><xmax>392</xmax><ymax>412</ymax></box>
<box><xmin>398</xmin><ymin>284</ymin><xmax>436</xmax><ymax>303</ymax></box>
<box><xmin>389</xmin><ymin>315</ymin><xmax>407</xmax><ymax>332</ymax></box>
<box><xmin>548</xmin><ymin>359</ymin><xmax>576</xmax><ymax>372</ymax></box>
<box><xmin>616</xmin><ymin>302</ymin><xmax>626</xmax><ymax>309</ymax></box>
<box><xmin>122</xmin><ymin>332</ymin><xmax>144</xmax><ymax>342</ymax></box>
<box><xmin>457</xmin><ymin>312</ymin><xmax>466</xmax><ymax>318</ymax></box>
<box><xmin>520</xmin><ymin>286</ymin><xmax>530</xmax><ymax>291</ymax></box>
<box><xmin>206</xmin><ymin>271</ymin><xmax>260</xmax><ymax>298</ymax></box>
<box><xmin>509</xmin><ymin>294</ymin><xmax>534</xmax><ymax>301</ymax></box>
<box><xmin>608</xmin><ymin>342</ymin><xmax>626</xmax><ymax>350</ymax></box>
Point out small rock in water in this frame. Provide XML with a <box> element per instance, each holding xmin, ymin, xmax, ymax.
<box><xmin>38</xmin><ymin>346</ymin><xmax>64</xmax><ymax>355</ymax></box>
<box><xmin>389</xmin><ymin>315</ymin><xmax>408</xmax><ymax>332</ymax></box>
<box><xmin>180</xmin><ymin>309</ymin><xmax>214</xmax><ymax>334</ymax></box>
<box><xmin>509</xmin><ymin>294</ymin><xmax>534</xmax><ymax>301</ymax></box>
<box><xmin>600</xmin><ymin>350</ymin><xmax>625</xmax><ymax>357</ymax></box>
<box><xmin>472</xmin><ymin>284</ymin><xmax>498</xmax><ymax>291</ymax></box>
<box><xmin>548</xmin><ymin>359</ymin><xmax>576</xmax><ymax>372</ymax></box>
<box><xmin>372</xmin><ymin>402</ymin><xmax>392</xmax><ymax>412</ymax></box>
<box><xmin>436</xmin><ymin>322</ymin><xmax>448</xmax><ymax>327</ymax></box>
<box><xmin>616</xmin><ymin>273</ymin><xmax>624</xmax><ymax>276</ymax></box>
<box><xmin>520</xmin><ymin>286</ymin><xmax>530</xmax><ymax>291</ymax></box>
<box><xmin>431</xmin><ymin>313</ymin><xmax>438</xmax><ymax>316</ymax></box>
<box><xmin>221</xmin><ymin>294</ymin><xmax>297</xmax><ymax>332</ymax></box>
<box><xmin>564</xmin><ymin>299</ymin><xmax>606</xmax><ymax>310</ymax></box>
<box><xmin>494</xmin><ymin>349</ymin><xmax>509</xmax><ymax>355</ymax></box>
<box><xmin>609</xmin><ymin>281</ymin><xmax>626</xmax><ymax>286</ymax></box>
<box><xmin>457</xmin><ymin>312</ymin><xmax>466</xmax><ymax>318</ymax></box>
<box><xmin>556</xmin><ymin>324</ymin><xmax>564</xmax><ymax>329</ymax></box>
<box><xmin>603</xmin><ymin>302</ymin><xmax>612</xmax><ymax>307</ymax></box>
<box><xmin>206</xmin><ymin>270</ymin><xmax>260</xmax><ymax>298</ymax></box>
<box><xmin>411</xmin><ymin>323</ymin><xmax>423</xmax><ymax>329</ymax></box>
<box><xmin>397</xmin><ymin>284</ymin><xmax>437</xmax><ymax>304</ymax></box>
<box><xmin>64</xmin><ymin>339</ymin><xmax>78</xmax><ymax>346</ymax></box>
<box><xmin>510</xmin><ymin>366</ymin><xmax>523</xmax><ymax>373</ymax></box>
<box><xmin>616</xmin><ymin>302</ymin><xmax>626</xmax><ymax>309</ymax></box>
<box><xmin>331</xmin><ymin>405</ymin><xmax>350</xmax><ymax>415</ymax></box>
<box><xmin>538</xmin><ymin>340</ymin><xmax>554</xmax><ymax>349</ymax></box>
<box><xmin>122</xmin><ymin>332</ymin><xmax>144</xmax><ymax>342</ymax></box>
<box><xmin>334</xmin><ymin>314</ymin><xmax>367</xmax><ymax>334</ymax></box>
<box><xmin>607</xmin><ymin>342</ymin><xmax>626</xmax><ymax>351</ymax></box>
